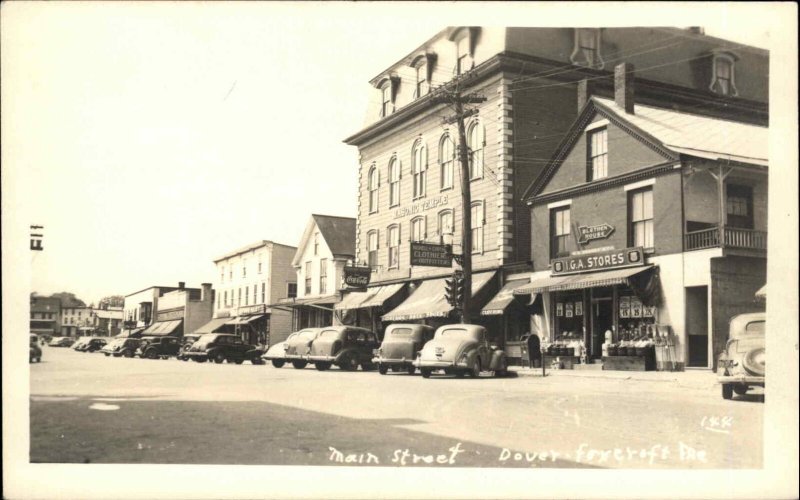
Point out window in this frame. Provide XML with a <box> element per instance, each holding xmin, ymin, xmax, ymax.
<box><xmin>238</xmin><ymin>288</ymin><xmax>242</xmax><ymax>307</ymax></box>
<box><xmin>242</xmin><ymin>260</ymin><xmax>247</xmax><ymax>277</ymax></box>
<box><xmin>726</xmin><ymin>184</ymin><xmax>753</xmax><ymax>229</ymax></box>
<box><xmin>570</xmin><ymin>29</ymin><xmax>603</xmax><ymax>68</ymax></box>
<box><xmin>439</xmin><ymin>134</ymin><xmax>454</xmax><ymax>190</ymax></box>
<box><xmin>550</xmin><ymin>206</ymin><xmax>571</xmax><ymax>258</ymax></box>
<box><xmin>388</xmin><ymin>225</ymin><xmax>400</xmax><ymax>269</ymax></box>
<box><xmin>305</xmin><ymin>261</ymin><xmax>312</xmax><ymax>295</ymax></box>
<box><xmin>629</xmin><ymin>188</ymin><xmax>654</xmax><ymax>249</ymax></box>
<box><xmin>470</xmin><ymin>202</ymin><xmax>484</xmax><ymax>254</ymax></box>
<box><xmin>367</xmin><ymin>230</ymin><xmax>379</xmax><ymax>268</ymax></box>
<box><xmin>217</xmin><ymin>293</ymin><xmax>221</xmax><ymax>309</ymax></box>
<box><xmin>456</xmin><ymin>35</ymin><xmax>472</xmax><ymax>74</ymax></box>
<box><xmin>253</xmin><ymin>284</ymin><xmax>257</xmax><ymax>304</ymax></box>
<box><xmin>287</xmin><ymin>283</ymin><xmax>297</xmax><ymax>299</ymax></box>
<box><xmin>414</xmin><ymin>61</ymin><xmax>429</xmax><ymax>98</ymax></box>
<box><xmin>245</xmin><ymin>285</ymin><xmax>249</xmax><ymax>306</ymax></box>
<box><xmin>258</xmin><ymin>257</ymin><xmax>262</xmax><ymax>274</ymax></box>
<box><xmin>710</xmin><ymin>54</ymin><xmax>738</xmax><ymax>96</ymax></box>
<box><xmin>380</xmin><ymin>82</ymin><xmax>392</xmax><ymax>117</ymax></box>
<box><xmin>368</xmin><ymin>166</ymin><xmax>379</xmax><ymax>213</ymax></box>
<box><xmin>261</xmin><ymin>283</ymin><xmax>265</xmax><ymax>303</ymax></box>
<box><xmin>229</xmin><ymin>267</ymin><xmax>233</xmax><ymax>280</ymax></box>
<box><xmin>220</xmin><ymin>266</ymin><xmax>225</xmax><ymax>283</ymax></box>
<box><xmin>224</xmin><ymin>290</ymin><xmax>228</xmax><ymax>307</ymax></box>
<box><xmin>588</xmin><ymin>128</ymin><xmax>608</xmax><ymax>180</ymax></box>
<box><xmin>412</xmin><ymin>140</ymin><xmax>427</xmax><ymax>199</ymax></box>
<box><xmin>320</xmin><ymin>259</ymin><xmax>328</xmax><ymax>294</ymax></box>
<box><xmin>388</xmin><ymin>158</ymin><xmax>400</xmax><ymax>207</ymax></box>
<box><xmin>314</xmin><ymin>233</ymin><xmax>319</xmax><ymax>256</ymax></box>
<box><xmin>467</xmin><ymin>122</ymin><xmax>484</xmax><ymax>180</ymax></box>
<box><xmin>411</xmin><ymin>217</ymin><xmax>426</xmax><ymax>242</ymax></box>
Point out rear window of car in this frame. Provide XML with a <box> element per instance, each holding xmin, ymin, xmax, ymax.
<box><xmin>439</xmin><ymin>328</ymin><xmax>469</xmax><ymax>338</ymax></box>
<box><xmin>297</xmin><ymin>330</ymin><xmax>318</xmax><ymax>340</ymax></box>
<box><xmin>389</xmin><ymin>328</ymin><xmax>413</xmax><ymax>337</ymax></box>
<box><xmin>320</xmin><ymin>330</ymin><xmax>340</xmax><ymax>339</ymax></box>
<box><xmin>745</xmin><ymin>321</ymin><xmax>765</xmax><ymax>334</ymax></box>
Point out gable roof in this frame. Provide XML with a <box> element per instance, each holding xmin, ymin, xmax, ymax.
<box><xmin>524</xmin><ymin>97</ymin><xmax>769</xmax><ymax>201</ymax></box>
<box><xmin>292</xmin><ymin>214</ymin><xmax>356</xmax><ymax>267</ymax></box>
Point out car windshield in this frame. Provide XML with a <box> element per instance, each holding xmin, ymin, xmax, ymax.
<box><xmin>389</xmin><ymin>328</ymin><xmax>413</xmax><ymax>337</ymax></box>
<box><xmin>744</xmin><ymin>321</ymin><xmax>765</xmax><ymax>335</ymax></box>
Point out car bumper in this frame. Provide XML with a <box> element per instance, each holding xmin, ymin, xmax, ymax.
<box><xmin>284</xmin><ymin>354</ymin><xmax>308</xmax><ymax>360</ymax></box>
<box><xmin>183</xmin><ymin>352</ymin><xmax>209</xmax><ymax>359</ymax></box>
<box><xmin>414</xmin><ymin>359</ymin><xmax>466</xmax><ymax>369</ymax></box>
<box><xmin>373</xmin><ymin>357</ymin><xmax>413</xmax><ymax>366</ymax></box>
<box><xmin>717</xmin><ymin>374</ymin><xmax>764</xmax><ymax>385</ymax></box>
<box><xmin>307</xmin><ymin>355</ymin><xmax>336</xmax><ymax>362</ymax></box>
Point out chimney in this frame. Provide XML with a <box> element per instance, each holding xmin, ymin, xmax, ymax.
<box><xmin>687</xmin><ymin>27</ymin><xmax>705</xmax><ymax>35</ymax></box>
<box><xmin>178</xmin><ymin>281</ymin><xmax>185</xmax><ymax>290</ymax></box>
<box><xmin>201</xmin><ymin>283</ymin><xmax>212</xmax><ymax>302</ymax></box>
<box><xmin>577</xmin><ymin>79</ymin><xmax>594</xmax><ymax>112</ymax></box>
<box><xmin>614</xmin><ymin>62</ymin><xmax>635</xmax><ymax>114</ymax></box>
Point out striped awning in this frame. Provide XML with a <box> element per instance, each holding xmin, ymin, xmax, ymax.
<box><xmin>334</xmin><ymin>283</ymin><xmax>405</xmax><ymax>311</ymax></box>
<box><xmin>142</xmin><ymin>319</ymin><xmax>182</xmax><ymax>336</ymax></box>
<box><xmin>755</xmin><ymin>284</ymin><xmax>767</xmax><ymax>299</ymax></box>
<box><xmin>514</xmin><ymin>266</ymin><xmax>653</xmax><ymax>294</ymax></box>
<box><xmin>225</xmin><ymin>314</ymin><xmax>266</xmax><ymax>326</ymax></box>
<box><xmin>191</xmin><ymin>317</ymin><xmax>231</xmax><ymax>335</ymax></box>
<box><xmin>481</xmin><ymin>279</ymin><xmax>531</xmax><ymax>316</ymax></box>
<box><xmin>382</xmin><ymin>272</ymin><xmax>495</xmax><ymax>322</ymax></box>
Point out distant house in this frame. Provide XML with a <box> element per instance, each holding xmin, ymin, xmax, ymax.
<box><xmin>92</xmin><ymin>307</ymin><xmax>123</xmax><ymax>336</ymax></box>
<box><xmin>30</xmin><ymin>296</ymin><xmax>61</xmax><ymax>337</ymax></box>
<box><xmin>60</xmin><ymin>305</ymin><xmax>93</xmax><ymax>337</ymax></box>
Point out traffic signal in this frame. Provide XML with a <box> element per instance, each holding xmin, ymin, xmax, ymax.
<box><xmin>444</xmin><ymin>276</ymin><xmax>457</xmax><ymax>306</ymax></box>
<box><xmin>454</xmin><ymin>276</ymin><xmax>465</xmax><ymax>304</ymax></box>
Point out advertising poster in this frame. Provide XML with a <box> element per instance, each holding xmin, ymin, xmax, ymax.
<box><xmin>565</xmin><ymin>302</ymin><xmax>574</xmax><ymax>318</ymax></box>
<box><xmin>575</xmin><ymin>301</ymin><xmax>583</xmax><ymax>316</ymax></box>
<box><xmin>556</xmin><ymin>302</ymin><xmax>563</xmax><ymax>317</ymax></box>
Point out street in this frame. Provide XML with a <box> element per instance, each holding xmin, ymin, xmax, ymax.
<box><xmin>30</xmin><ymin>346</ymin><xmax>764</xmax><ymax>468</ymax></box>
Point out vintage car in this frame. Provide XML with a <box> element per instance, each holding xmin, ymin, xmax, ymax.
<box><xmin>282</xmin><ymin>328</ymin><xmax>323</xmax><ymax>369</ymax></box>
<box><xmin>717</xmin><ymin>312</ymin><xmax>765</xmax><ymax>400</ymax></box>
<box><xmin>135</xmin><ymin>336</ymin><xmax>182</xmax><ymax>359</ymax></box>
<box><xmin>49</xmin><ymin>336</ymin><xmax>76</xmax><ymax>348</ymax></box>
<box><xmin>30</xmin><ymin>334</ymin><xmax>42</xmax><ymax>363</ymax></box>
<box><xmin>71</xmin><ymin>336</ymin><xmax>94</xmax><ymax>351</ymax></box>
<box><xmin>176</xmin><ymin>334</ymin><xmax>201</xmax><ymax>361</ymax></box>
<box><xmin>373</xmin><ymin>324</ymin><xmax>435</xmax><ymax>375</ymax></box>
<box><xmin>183</xmin><ymin>333</ymin><xmax>260</xmax><ymax>364</ymax></box>
<box><xmin>414</xmin><ymin>324</ymin><xmax>508</xmax><ymax>378</ymax></box>
<box><xmin>262</xmin><ymin>332</ymin><xmax>299</xmax><ymax>368</ymax></box>
<box><xmin>101</xmin><ymin>338</ymin><xmax>142</xmax><ymax>357</ymax></box>
<box><xmin>75</xmin><ymin>337</ymin><xmax>107</xmax><ymax>353</ymax></box>
<box><xmin>306</xmin><ymin>326</ymin><xmax>380</xmax><ymax>371</ymax></box>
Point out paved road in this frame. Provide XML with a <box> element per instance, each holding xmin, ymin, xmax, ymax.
<box><xmin>30</xmin><ymin>346</ymin><xmax>764</xmax><ymax>468</ymax></box>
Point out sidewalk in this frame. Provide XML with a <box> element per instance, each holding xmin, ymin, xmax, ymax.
<box><xmin>510</xmin><ymin>366</ymin><xmax>717</xmax><ymax>390</ymax></box>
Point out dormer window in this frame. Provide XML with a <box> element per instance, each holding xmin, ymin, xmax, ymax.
<box><xmin>380</xmin><ymin>82</ymin><xmax>392</xmax><ymax>117</ymax></box>
<box><xmin>415</xmin><ymin>61</ymin><xmax>429</xmax><ymax>98</ymax></box>
<box><xmin>456</xmin><ymin>35</ymin><xmax>473</xmax><ymax>75</ymax></box>
<box><xmin>570</xmin><ymin>28</ymin><xmax>604</xmax><ymax>69</ymax></box>
<box><xmin>710</xmin><ymin>53</ymin><xmax>738</xmax><ymax>97</ymax></box>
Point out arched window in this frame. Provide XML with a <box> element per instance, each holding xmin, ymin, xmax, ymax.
<box><xmin>437</xmin><ymin>209</ymin><xmax>454</xmax><ymax>244</ymax></box>
<box><xmin>387</xmin><ymin>225</ymin><xmax>400</xmax><ymax>269</ymax></box>
<box><xmin>412</xmin><ymin>140</ymin><xmax>427</xmax><ymax>199</ymax></box>
<box><xmin>439</xmin><ymin>134</ymin><xmax>454</xmax><ymax>190</ymax></box>
<box><xmin>470</xmin><ymin>201</ymin><xmax>484</xmax><ymax>254</ymax></box>
<box><xmin>414</xmin><ymin>59</ymin><xmax>429</xmax><ymax>98</ymax></box>
<box><xmin>388</xmin><ymin>157</ymin><xmax>400</xmax><ymax>207</ymax></box>
<box><xmin>367</xmin><ymin>230</ymin><xmax>379</xmax><ymax>268</ymax></box>
<box><xmin>710</xmin><ymin>53</ymin><xmax>738</xmax><ymax>97</ymax></box>
<box><xmin>467</xmin><ymin>121</ymin><xmax>484</xmax><ymax>180</ymax></box>
<box><xmin>380</xmin><ymin>81</ymin><xmax>393</xmax><ymax>117</ymax></box>
<box><xmin>411</xmin><ymin>216</ymin><xmax>426</xmax><ymax>243</ymax></box>
<box><xmin>368</xmin><ymin>166</ymin><xmax>379</xmax><ymax>213</ymax></box>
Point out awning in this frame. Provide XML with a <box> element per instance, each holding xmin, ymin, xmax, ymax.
<box><xmin>514</xmin><ymin>266</ymin><xmax>654</xmax><ymax>294</ymax></box>
<box><xmin>334</xmin><ymin>283</ymin><xmax>405</xmax><ymax>311</ymax></box>
<box><xmin>115</xmin><ymin>327</ymin><xmax>145</xmax><ymax>338</ymax></box>
<box><xmin>382</xmin><ymin>271</ymin><xmax>496</xmax><ymax>322</ymax></box>
<box><xmin>225</xmin><ymin>314</ymin><xmax>266</xmax><ymax>326</ymax></box>
<box><xmin>481</xmin><ymin>279</ymin><xmax>531</xmax><ymax>316</ymax></box>
<box><xmin>277</xmin><ymin>294</ymin><xmax>341</xmax><ymax>307</ymax></box>
<box><xmin>191</xmin><ymin>317</ymin><xmax>231</xmax><ymax>335</ymax></box>
<box><xmin>141</xmin><ymin>319</ymin><xmax>182</xmax><ymax>336</ymax></box>
<box><xmin>755</xmin><ymin>284</ymin><xmax>767</xmax><ymax>299</ymax></box>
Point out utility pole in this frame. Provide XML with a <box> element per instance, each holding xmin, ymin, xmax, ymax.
<box><xmin>431</xmin><ymin>70</ymin><xmax>486</xmax><ymax>323</ymax></box>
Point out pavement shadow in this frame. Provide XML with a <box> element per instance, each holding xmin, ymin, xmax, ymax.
<box><xmin>31</xmin><ymin>397</ymin><xmax>598</xmax><ymax>468</ymax></box>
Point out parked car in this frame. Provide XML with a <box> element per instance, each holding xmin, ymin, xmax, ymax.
<box><xmin>101</xmin><ymin>338</ymin><xmax>142</xmax><ymax>357</ymax></box>
<box><xmin>283</xmin><ymin>328</ymin><xmax>323</xmax><ymax>369</ymax></box>
<box><xmin>373</xmin><ymin>324</ymin><xmax>434</xmax><ymax>375</ymax></box>
<box><xmin>183</xmin><ymin>334</ymin><xmax>260</xmax><ymax>364</ymax></box>
<box><xmin>262</xmin><ymin>332</ymin><xmax>299</xmax><ymax>368</ymax></box>
<box><xmin>307</xmin><ymin>326</ymin><xmax>380</xmax><ymax>371</ymax></box>
<box><xmin>415</xmin><ymin>324</ymin><xmax>508</xmax><ymax>378</ymax></box>
<box><xmin>135</xmin><ymin>336</ymin><xmax>181</xmax><ymax>359</ymax></box>
<box><xmin>75</xmin><ymin>338</ymin><xmax>107</xmax><ymax>353</ymax></box>
<box><xmin>49</xmin><ymin>336</ymin><xmax>75</xmax><ymax>348</ymax></box>
<box><xmin>717</xmin><ymin>312</ymin><xmax>765</xmax><ymax>400</ymax></box>
<box><xmin>176</xmin><ymin>334</ymin><xmax>201</xmax><ymax>361</ymax></box>
<box><xmin>71</xmin><ymin>336</ymin><xmax>94</xmax><ymax>351</ymax></box>
<box><xmin>30</xmin><ymin>334</ymin><xmax>42</xmax><ymax>363</ymax></box>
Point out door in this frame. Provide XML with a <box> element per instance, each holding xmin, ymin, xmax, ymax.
<box><xmin>591</xmin><ymin>298</ymin><xmax>613</xmax><ymax>359</ymax></box>
<box><xmin>686</xmin><ymin>286</ymin><xmax>709</xmax><ymax>367</ymax></box>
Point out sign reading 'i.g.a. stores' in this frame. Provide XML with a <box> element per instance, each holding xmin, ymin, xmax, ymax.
<box><xmin>551</xmin><ymin>247</ymin><xmax>645</xmax><ymax>275</ymax></box>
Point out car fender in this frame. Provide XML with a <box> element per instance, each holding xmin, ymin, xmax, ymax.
<box><xmin>334</xmin><ymin>347</ymin><xmax>363</xmax><ymax>363</ymax></box>
<box><xmin>488</xmin><ymin>349</ymin><xmax>507</xmax><ymax>371</ymax></box>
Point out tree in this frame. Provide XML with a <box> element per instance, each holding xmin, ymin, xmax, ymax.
<box><xmin>99</xmin><ymin>295</ymin><xmax>125</xmax><ymax>308</ymax></box>
<box><xmin>49</xmin><ymin>292</ymin><xmax>86</xmax><ymax>307</ymax></box>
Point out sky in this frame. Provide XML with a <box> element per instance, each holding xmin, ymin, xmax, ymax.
<box><xmin>1</xmin><ymin>2</ymin><xmax>780</xmax><ymax>305</ymax></box>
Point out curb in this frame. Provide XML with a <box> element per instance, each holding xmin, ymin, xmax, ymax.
<box><xmin>508</xmin><ymin>368</ymin><xmax>715</xmax><ymax>389</ymax></box>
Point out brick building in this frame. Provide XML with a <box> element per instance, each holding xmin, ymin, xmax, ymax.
<box><xmin>518</xmin><ymin>66</ymin><xmax>767</xmax><ymax>370</ymax></box>
<box><xmin>342</xmin><ymin>26</ymin><xmax>768</xmax><ymax>349</ymax></box>
<box><xmin>140</xmin><ymin>283</ymin><xmax>214</xmax><ymax>340</ymax></box>
<box><xmin>122</xmin><ymin>285</ymin><xmax>182</xmax><ymax>335</ymax></box>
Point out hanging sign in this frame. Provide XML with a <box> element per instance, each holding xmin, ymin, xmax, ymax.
<box><xmin>577</xmin><ymin>223</ymin><xmax>615</xmax><ymax>245</ymax></box>
<box><xmin>552</xmin><ymin>247</ymin><xmax>644</xmax><ymax>275</ymax></box>
<box><xmin>343</xmin><ymin>266</ymin><xmax>372</xmax><ymax>287</ymax></box>
<box><xmin>410</xmin><ymin>242</ymin><xmax>452</xmax><ymax>268</ymax></box>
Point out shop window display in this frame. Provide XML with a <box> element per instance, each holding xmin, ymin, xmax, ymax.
<box><xmin>548</xmin><ymin>292</ymin><xmax>585</xmax><ymax>357</ymax></box>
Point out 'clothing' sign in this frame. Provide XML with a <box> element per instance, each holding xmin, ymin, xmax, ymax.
<box><xmin>410</xmin><ymin>242</ymin><xmax>452</xmax><ymax>268</ymax></box>
<box><xmin>552</xmin><ymin>247</ymin><xmax>644</xmax><ymax>275</ymax></box>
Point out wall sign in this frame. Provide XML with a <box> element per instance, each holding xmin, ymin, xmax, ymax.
<box><xmin>393</xmin><ymin>195</ymin><xmax>449</xmax><ymax>220</ymax></box>
<box><xmin>344</xmin><ymin>266</ymin><xmax>372</xmax><ymax>287</ymax></box>
<box><xmin>156</xmin><ymin>308</ymin><xmax>185</xmax><ymax>321</ymax></box>
<box><xmin>577</xmin><ymin>223</ymin><xmax>615</xmax><ymax>244</ymax></box>
<box><xmin>410</xmin><ymin>242</ymin><xmax>452</xmax><ymax>268</ymax></box>
<box><xmin>551</xmin><ymin>247</ymin><xmax>644</xmax><ymax>275</ymax></box>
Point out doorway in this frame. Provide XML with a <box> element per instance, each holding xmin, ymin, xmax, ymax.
<box><xmin>591</xmin><ymin>298</ymin><xmax>613</xmax><ymax>359</ymax></box>
<box><xmin>685</xmin><ymin>286</ymin><xmax>709</xmax><ymax>367</ymax></box>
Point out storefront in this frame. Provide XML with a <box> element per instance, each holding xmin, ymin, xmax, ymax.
<box><xmin>334</xmin><ymin>283</ymin><xmax>406</xmax><ymax>338</ymax></box>
<box><xmin>278</xmin><ymin>294</ymin><xmax>340</xmax><ymax>331</ymax></box>
<box><xmin>223</xmin><ymin>304</ymin><xmax>271</xmax><ymax>346</ymax></box>
<box><xmin>479</xmin><ymin>278</ymin><xmax>534</xmax><ymax>364</ymax></box>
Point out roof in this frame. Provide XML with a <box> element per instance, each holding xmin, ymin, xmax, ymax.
<box><xmin>592</xmin><ymin>97</ymin><xmax>768</xmax><ymax>165</ymax></box>
<box><xmin>312</xmin><ymin>215</ymin><xmax>356</xmax><ymax>258</ymax></box>
<box><xmin>213</xmin><ymin>240</ymin><xmax>297</xmax><ymax>263</ymax></box>
<box><xmin>93</xmin><ymin>309</ymin><xmax>123</xmax><ymax>320</ymax></box>
<box><xmin>30</xmin><ymin>297</ymin><xmax>62</xmax><ymax>313</ymax></box>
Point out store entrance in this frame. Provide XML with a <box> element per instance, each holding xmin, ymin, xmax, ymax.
<box><xmin>685</xmin><ymin>286</ymin><xmax>709</xmax><ymax>368</ymax></box>
<box><xmin>591</xmin><ymin>298</ymin><xmax>613</xmax><ymax>359</ymax></box>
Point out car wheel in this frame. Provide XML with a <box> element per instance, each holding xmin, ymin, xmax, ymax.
<box><xmin>251</xmin><ymin>358</ymin><xmax>265</xmax><ymax>365</ymax></box>
<box><xmin>406</xmin><ymin>365</ymin><xmax>416</xmax><ymax>375</ymax></box>
<box><xmin>733</xmin><ymin>385</ymin><xmax>749</xmax><ymax>395</ymax></box>
<box><xmin>291</xmin><ymin>360</ymin><xmax>308</xmax><ymax>369</ymax></box>
<box><xmin>494</xmin><ymin>359</ymin><xmax>508</xmax><ymax>378</ymax></box>
<box><xmin>339</xmin><ymin>354</ymin><xmax>359</xmax><ymax>371</ymax></box>
<box><xmin>456</xmin><ymin>371</ymin><xmax>465</xmax><ymax>378</ymax></box>
<box><xmin>722</xmin><ymin>384</ymin><xmax>733</xmax><ymax>400</ymax></box>
<box><xmin>104</xmin><ymin>353</ymin><xmax>110</xmax><ymax>357</ymax></box>
<box><xmin>213</xmin><ymin>352</ymin><xmax>226</xmax><ymax>364</ymax></box>
<box><xmin>315</xmin><ymin>362</ymin><xmax>331</xmax><ymax>371</ymax></box>
<box><xmin>196</xmin><ymin>357</ymin><xmax>207</xmax><ymax>363</ymax></box>
<box><xmin>271</xmin><ymin>360</ymin><xmax>285</xmax><ymax>368</ymax></box>
<box><xmin>234</xmin><ymin>359</ymin><xmax>244</xmax><ymax>365</ymax></box>
<box><xmin>470</xmin><ymin>358</ymin><xmax>481</xmax><ymax>378</ymax></box>
<box><xmin>378</xmin><ymin>364</ymin><xmax>388</xmax><ymax>375</ymax></box>
<box><xmin>360</xmin><ymin>362</ymin><xmax>376</xmax><ymax>371</ymax></box>
<box><xmin>421</xmin><ymin>368</ymin><xmax>432</xmax><ymax>379</ymax></box>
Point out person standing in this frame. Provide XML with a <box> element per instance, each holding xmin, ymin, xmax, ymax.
<box><xmin>526</xmin><ymin>333</ymin><xmax>540</xmax><ymax>368</ymax></box>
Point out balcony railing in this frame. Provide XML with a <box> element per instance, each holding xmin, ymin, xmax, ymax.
<box><xmin>685</xmin><ymin>226</ymin><xmax>767</xmax><ymax>252</ymax></box>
